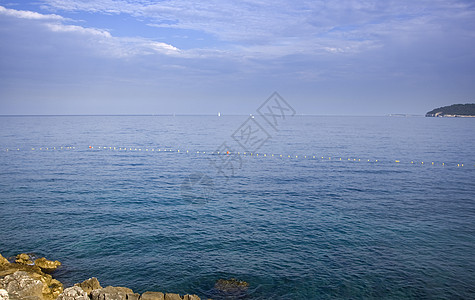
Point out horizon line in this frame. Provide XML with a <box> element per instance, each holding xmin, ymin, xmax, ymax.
<box><xmin>0</xmin><ymin>113</ymin><xmax>425</xmax><ymax>117</ymax></box>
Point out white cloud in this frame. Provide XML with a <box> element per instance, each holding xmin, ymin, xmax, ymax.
<box><xmin>45</xmin><ymin>23</ymin><xmax>112</xmax><ymax>38</ymax></box>
<box><xmin>0</xmin><ymin>5</ymin><xmax>64</xmax><ymax>20</ymax></box>
<box><xmin>0</xmin><ymin>5</ymin><xmax>181</xmax><ymax>59</ymax></box>
<box><xmin>34</xmin><ymin>0</ymin><xmax>475</xmax><ymax>61</ymax></box>
<box><xmin>148</xmin><ymin>41</ymin><xmax>180</xmax><ymax>55</ymax></box>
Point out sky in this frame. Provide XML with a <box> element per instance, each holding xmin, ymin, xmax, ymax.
<box><xmin>0</xmin><ymin>0</ymin><xmax>474</xmax><ymax>115</ymax></box>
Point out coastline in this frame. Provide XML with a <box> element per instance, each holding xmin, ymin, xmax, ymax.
<box><xmin>0</xmin><ymin>253</ymin><xmax>206</xmax><ymax>300</ymax></box>
<box><xmin>426</xmin><ymin>114</ymin><xmax>475</xmax><ymax>117</ymax></box>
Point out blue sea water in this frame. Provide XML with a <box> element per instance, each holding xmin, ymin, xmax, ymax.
<box><xmin>0</xmin><ymin>115</ymin><xmax>474</xmax><ymax>299</ymax></box>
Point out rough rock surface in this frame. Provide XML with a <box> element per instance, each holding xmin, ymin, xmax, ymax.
<box><xmin>164</xmin><ymin>294</ymin><xmax>182</xmax><ymax>300</ymax></box>
<box><xmin>56</xmin><ymin>286</ymin><xmax>89</xmax><ymax>300</ymax></box>
<box><xmin>34</xmin><ymin>258</ymin><xmax>61</xmax><ymax>273</ymax></box>
<box><xmin>182</xmin><ymin>295</ymin><xmax>200</xmax><ymax>300</ymax></box>
<box><xmin>0</xmin><ymin>254</ymin><xmax>63</xmax><ymax>300</ymax></box>
<box><xmin>74</xmin><ymin>277</ymin><xmax>102</xmax><ymax>295</ymax></box>
<box><xmin>140</xmin><ymin>291</ymin><xmax>165</xmax><ymax>300</ymax></box>
<box><xmin>0</xmin><ymin>270</ymin><xmax>43</xmax><ymax>300</ymax></box>
<box><xmin>0</xmin><ymin>289</ymin><xmax>9</xmax><ymax>300</ymax></box>
<box><xmin>15</xmin><ymin>254</ymin><xmax>33</xmax><ymax>265</ymax></box>
<box><xmin>0</xmin><ymin>255</ymin><xmax>9</xmax><ymax>265</ymax></box>
<box><xmin>90</xmin><ymin>286</ymin><xmax>138</xmax><ymax>300</ymax></box>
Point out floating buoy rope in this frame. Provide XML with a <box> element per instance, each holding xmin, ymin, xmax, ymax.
<box><xmin>1</xmin><ymin>145</ymin><xmax>472</xmax><ymax>168</ymax></box>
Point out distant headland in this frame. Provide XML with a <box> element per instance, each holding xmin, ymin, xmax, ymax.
<box><xmin>426</xmin><ymin>103</ymin><xmax>475</xmax><ymax>117</ymax></box>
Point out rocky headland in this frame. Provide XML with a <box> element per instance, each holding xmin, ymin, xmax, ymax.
<box><xmin>425</xmin><ymin>103</ymin><xmax>475</xmax><ymax>117</ymax></box>
<box><xmin>0</xmin><ymin>253</ymin><xmax>245</xmax><ymax>300</ymax></box>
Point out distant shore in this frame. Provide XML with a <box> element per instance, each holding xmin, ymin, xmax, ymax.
<box><xmin>425</xmin><ymin>103</ymin><xmax>475</xmax><ymax>117</ymax></box>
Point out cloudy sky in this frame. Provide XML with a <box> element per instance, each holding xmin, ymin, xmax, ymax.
<box><xmin>1</xmin><ymin>0</ymin><xmax>474</xmax><ymax>115</ymax></box>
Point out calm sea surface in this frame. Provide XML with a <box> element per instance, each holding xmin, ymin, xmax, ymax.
<box><xmin>0</xmin><ymin>115</ymin><xmax>474</xmax><ymax>299</ymax></box>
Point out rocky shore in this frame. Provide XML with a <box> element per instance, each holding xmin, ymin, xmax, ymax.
<box><xmin>1</xmin><ymin>253</ymin><xmax>230</xmax><ymax>300</ymax></box>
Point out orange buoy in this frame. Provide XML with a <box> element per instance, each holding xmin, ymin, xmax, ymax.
<box><xmin>226</xmin><ymin>151</ymin><xmax>230</xmax><ymax>154</ymax></box>
<box><xmin>89</xmin><ymin>146</ymin><xmax>92</xmax><ymax>148</ymax></box>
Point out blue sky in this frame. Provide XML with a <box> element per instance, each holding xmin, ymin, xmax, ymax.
<box><xmin>0</xmin><ymin>0</ymin><xmax>474</xmax><ymax>115</ymax></box>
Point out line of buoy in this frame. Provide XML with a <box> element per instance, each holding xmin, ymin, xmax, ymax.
<box><xmin>2</xmin><ymin>146</ymin><xmax>472</xmax><ymax>168</ymax></box>
<box><xmin>86</xmin><ymin>146</ymin><xmax>471</xmax><ymax>167</ymax></box>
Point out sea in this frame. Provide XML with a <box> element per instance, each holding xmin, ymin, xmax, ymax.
<box><xmin>0</xmin><ymin>115</ymin><xmax>474</xmax><ymax>299</ymax></box>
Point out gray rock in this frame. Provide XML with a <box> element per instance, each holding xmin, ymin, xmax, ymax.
<box><xmin>90</xmin><ymin>286</ymin><xmax>136</xmax><ymax>300</ymax></box>
<box><xmin>140</xmin><ymin>291</ymin><xmax>164</xmax><ymax>300</ymax></box>
<box><xmin>0</xmin><ymin>289</ymin><xmax>8</xmax><ymax>300</ymax></box>
<box><xmin>56</xmin><ymin>286</ymin><xmax>89</xmax><ymax>300</ymax></box>
<box><xmin>0</xmin><ymin>271</ymin><xmax>43</xmax><ymax>300</ymax></box>
<box><xmin>74</xmin><ymin>277</ymin><xmax>102</xmax><ymax>295</ymax></box>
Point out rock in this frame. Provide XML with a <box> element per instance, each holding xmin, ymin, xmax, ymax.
<box><xmin>15</xmin><ymin>253</ymin><xmax>33</xmax><ymax>265</ymax></box>
<box><xmin>127</xmin><ymin>293</ymin><xmax>140</xmax><ymax>300</ymax></box>
<box><xmin>164</xmin><ymin>294</ymin><xmax>182</xmax><ymax>300</ymax></box>
<box><xmin>182</xmin><ymin>295</ymin><xmax>200</xmax><ymax>300</ymax></box>
<box><xmin>214</xmin><ymin>278</ymin><xmax>249</xmax><ymax>292</ymax></box>
<box><xmin>34</xmin><ymin>258</ymin><xmax>61</xmax><ymax>273</ymax></box>
<box><xmin>140</xmin><ymin>291</ymin><xmax>164</xmax><ymax>300</ymax></box>
<box><xmin>56</xmin><ymin>286</ymin><xmax>89</xmax><ymax>300</ymax></box>
<box><xmin>26</xmin><ymin>272</ymin><xmax>63</xmax><ymax>300</ymax></box>
<box><xmin>0</xmin><ymin>255</ymin><xmax>9</xmax><ymax>265</ymax></box>
<box><xmin>0</xmin><ymin>289</ymin><xmax>8</xmax><ymax>300</ymax></box>
<box><xmin>0</xmin><ymin>270</ymin><xmax>43</xmax><ymax>300</ymax></box>
<box><xmin>74</xmin><ymin>277</ymin><xmax>102</xmax><ymax>295</ymax></box>
<box><xmin>90</xmin><ymin>286</ymin><xmax>137</xmax><ymax>300</ymax></box>
<box><xmin>0</xmin><ymin>258</ymin><xmax>63</xmax><ymax>300</ymax></box>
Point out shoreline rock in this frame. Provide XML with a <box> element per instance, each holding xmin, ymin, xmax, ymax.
<box><xmin>0</xmin><ymin>253</ymin><xmax>208</xmax><ymax>300</ymax></box>
<box><xmin>15</xmin><ymin>253</ymin><xmax>33</xmax><ymax>265</ymax></box>
<box><xmin>34</xmin><ymin>258</ymin><xmax>61</xmax><ymax>273</ymax></box>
